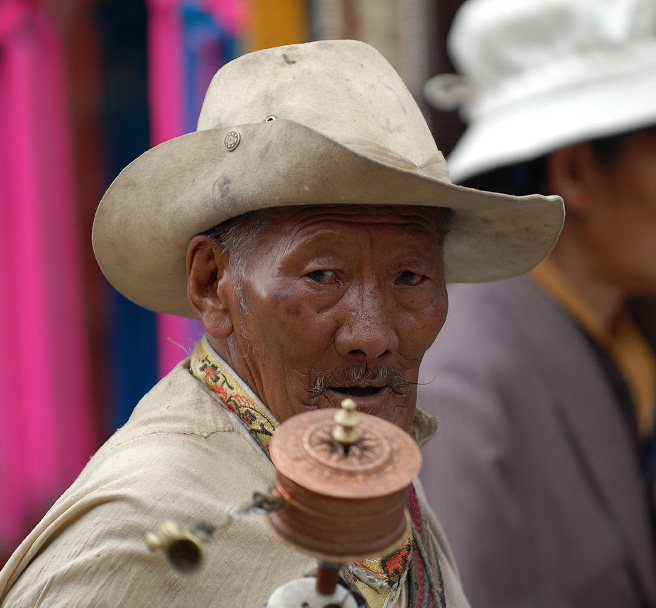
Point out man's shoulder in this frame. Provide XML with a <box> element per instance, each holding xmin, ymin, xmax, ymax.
<box><xmin>446</xmin><ymin>275</ymin><xmax>550</xmax><ymax>320</ymax></box>
<box><xmin>24</xmin><ymin>359</ymin><xmax>273</xmax><ymax>536</ymax></box>
<box><xmin>0</xmin><ymin>361</ymin><xmax>281</xmax><ymax>607</ymax></box>
<box><xmin>77</xmin><ymin>359</ymin><xmax>271</xmax><ymax>503</ymax></box>
<box><xmin>419</xmin><ymin>275</ymin><xmax>576</xmax><ymax>387</ymax></box>
<box><xmin>437</xmin><ymin>275</ymin><xmax>567</xmax><ymax>347</ymax></box>
<box><xmin>116</xmin><ymin>358</ymin><xmax>236</xmax><ymax>441</ymax></box>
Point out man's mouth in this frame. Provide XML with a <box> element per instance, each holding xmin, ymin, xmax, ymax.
<box><xmin>309</xmin><ymin>368</ymin><xmax>411</xmax><ymax>406</ymax></box>
<box><xmin>329</xmin><ymin>386</ymin><xmax>385</xmax><ymax>398</ymax></box>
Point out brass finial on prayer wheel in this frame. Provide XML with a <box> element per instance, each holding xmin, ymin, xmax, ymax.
<box><xmin>332</xmin><ymin>398</ymin><xmax>362</xmax><ymax>445</ymax></box>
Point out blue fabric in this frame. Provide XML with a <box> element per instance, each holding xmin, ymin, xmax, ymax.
<box><xmin>96</xmin><ymin>0</ymin><xmax>157</xmax><ymax>434</ymax></box>
<box><xmin>181</xmin><ymin>2</ymin><xmax>240</xmax><ymax>132</ymax></box>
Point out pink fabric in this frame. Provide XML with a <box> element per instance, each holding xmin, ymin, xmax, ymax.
<box><xmin>205</xmin><ymin>0</ymin><xmax>248</xmax><ymax>34</ymax></box>
<box><xmin>0</xmin><ymin>4</ymin><xmax>94</xmax><ymax>550</ymax></box>
<box><xmin>37</xmin><ymin>9</ymin><xmax>95</xmax><ymax>487</ymax></box>
<box><xmin>147</xmin><ymin>0</ymin><xmax>186</xmax><ymax>145</ymax></box>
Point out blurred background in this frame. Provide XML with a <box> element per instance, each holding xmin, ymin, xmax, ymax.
<box><xmin>0</xmin><ymin>0</ymin><xmax>468</xmax><ymax>567</ymax></box>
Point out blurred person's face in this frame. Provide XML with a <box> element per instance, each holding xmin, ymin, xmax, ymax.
<box><xmin>582</xmin><ymin>129</ymin><xmax>656</xmax><ymax>295</ymax></box>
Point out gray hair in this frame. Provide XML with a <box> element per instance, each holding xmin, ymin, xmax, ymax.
<box><xmin>203</xmin><ymin>207</ymin><xmax>279</xmax><ymax>314</ymax></box>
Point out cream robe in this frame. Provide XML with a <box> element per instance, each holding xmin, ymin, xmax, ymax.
<box><xmin>0</xmin><ymin>359</ymin><xmax>470</xmax><ymax>607</ymax></box>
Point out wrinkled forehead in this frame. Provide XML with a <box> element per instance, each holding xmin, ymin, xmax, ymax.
<box><xmin>209</xmin><ymin>204</ymin><xmax>448</xmax><ymax>244</ymax></box>
<box><xmin>205</xmin><ymin>204</ymin><xmax>449</xmax><ymax>276</ymax></box>
<box><xmin>272</xmin><ymin>204</ymin><xmax>445</xmax><ymax>228</ymax></box>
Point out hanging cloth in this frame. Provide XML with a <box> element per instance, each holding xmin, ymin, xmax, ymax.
<box><xmin>0</xmin><ymin>0</ymin><xmax>94</xmax><ymax>557</ymax></box>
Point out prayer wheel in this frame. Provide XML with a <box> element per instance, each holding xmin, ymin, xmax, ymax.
<box><xmin>266</xmin><ymin>399</ymin><xmax>422</xmax><ymax>562</ymax></box>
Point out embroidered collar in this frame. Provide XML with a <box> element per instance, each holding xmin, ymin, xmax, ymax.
<box><xmin>190</xmin><ymin>336</ymin><xmax>278</xmax><ymax>457</ymax></box>
<box><xmin>188</xmin><ymin>336</ymin><xmax>445</xmax><ymax>607</ymax></box>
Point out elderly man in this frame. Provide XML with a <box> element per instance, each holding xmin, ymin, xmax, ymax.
<box><xmin>0</xmin><ymin>40</ymin><xmax>562</xmax><ymax>607</ymax></box>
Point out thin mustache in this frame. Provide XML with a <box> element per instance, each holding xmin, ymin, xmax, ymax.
<box><xmin>310</xmin><ymin>367</ymin><xmax>415</xmax><ymax>398</ymax></box>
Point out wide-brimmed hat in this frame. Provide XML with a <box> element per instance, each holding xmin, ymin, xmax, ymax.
<box><xmin>424</xmin><ymin>0</ymin><xmax>656</xmax><ymax>183</ymax></box>
<box><xmin>93</xmin><ymin>39</ymin><xmax>563</xmax><ymax>318</ymax></box>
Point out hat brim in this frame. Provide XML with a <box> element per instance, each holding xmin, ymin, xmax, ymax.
<box><xmin>92</xmin><ymin>119</ymin><xmax>563</xmax><ymax>317</ymax></box>
<box><xmin>446</xmin><ymin>49</ymin><xmax>656</xmax><ymax>182</ymax></box>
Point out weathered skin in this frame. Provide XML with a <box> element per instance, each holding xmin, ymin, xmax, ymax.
<box><xmin>187</xmin><ymin>204</ymin><xmax>448</xmax><ymax>431</ymax></box>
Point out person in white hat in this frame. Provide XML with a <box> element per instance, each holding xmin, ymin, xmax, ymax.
<box><xmin>0</xmin><ymin>40</ymin><xmax>562</xmax><ymax>607</ymax></box>
<box><xmin>419</xmin><ymin>0</ymin><xmax>656</xmax><ymax>606</ymax></box>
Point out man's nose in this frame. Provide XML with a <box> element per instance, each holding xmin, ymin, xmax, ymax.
<box><xmin>334</xmin><ymin>286</ymin><xmax>399</xmax><ymax>362</ymax></box>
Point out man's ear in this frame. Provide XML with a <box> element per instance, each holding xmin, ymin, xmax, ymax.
<box><xmin>547</xmin><ymin>143</ymin><xmax>596</xmax><ymax>219</ymax></box>
<box><xmin>186</xmin><ymin>235</ymin><xmax>234</xmax><ymax>339</ymax></box>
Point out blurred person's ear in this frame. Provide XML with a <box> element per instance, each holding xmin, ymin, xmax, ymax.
<box><xmin>546</xmin><ymin>143</ymin><xmax>596</xmax><ymax>219</ymax></box>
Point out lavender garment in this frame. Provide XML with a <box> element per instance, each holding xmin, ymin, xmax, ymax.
<box><xmin>418</xmin><ymin>276</ymin><xmax>656</xmax><ymax>608</ymax></box>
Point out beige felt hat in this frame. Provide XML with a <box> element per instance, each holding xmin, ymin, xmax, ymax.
<box><xmin>424</xmin><ymin>0</ymin><xmax>656</xmax><ymax>183</ymax></box>
<box><xmin>92</xmin><ymin>39</ymin><xmax>564</xmax><ymax>318</ymax></box>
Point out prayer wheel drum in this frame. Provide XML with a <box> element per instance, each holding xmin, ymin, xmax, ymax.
<box><xmin>266</xmin><ymin>404</ymin><xmax>422</xmax><ymax>562</ymax></box>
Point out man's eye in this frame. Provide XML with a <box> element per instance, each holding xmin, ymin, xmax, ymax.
<box><xmin>307</xmin><ymin>269</ymin><xmax>337</xmax><ymax>283</ymax></box>
<box><xmin>397</xmin><ymin>270</ymin><xmax>425</xmax><ymax>285</ymax></box>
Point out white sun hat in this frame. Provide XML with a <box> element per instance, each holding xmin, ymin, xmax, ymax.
<box><xmin>424</xmin><ymin>0</ymin><xmax>656</xmax><ymax>183</ymax></box>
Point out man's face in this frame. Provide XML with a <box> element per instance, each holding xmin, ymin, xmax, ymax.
<box><xmin>584</xmin><ymin>129</ymin><xmax>656</xmax><ymax>295</ymax></box>
<box><xmin>209</xmin><ymin>205</ymin><xmax>448</xmax><ymax>430</ymax></box>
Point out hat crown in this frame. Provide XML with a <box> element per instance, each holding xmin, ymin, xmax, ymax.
<box><xmin>449</xmin><ymin>0</ymin><xmax>656</xmax><ymax>94</ymax></box>
<box><xmin>197</xmin><ymin>40</ymin><xmax>443</xmax><ymax>173</ymax></box>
